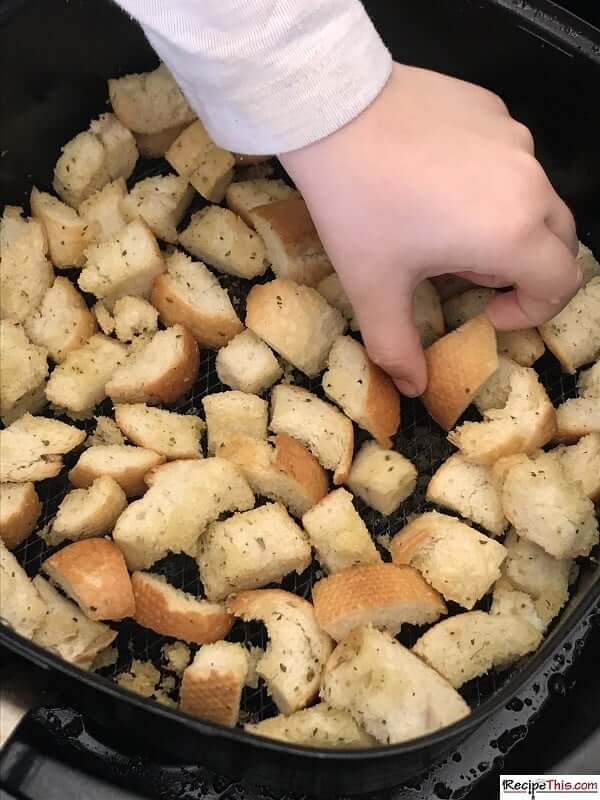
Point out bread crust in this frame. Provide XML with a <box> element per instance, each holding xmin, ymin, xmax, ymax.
<box><xmin>180</xmin><ymin>642</ymin><xmax>248</xmax><ymax>727</ymax></box>
<box><xmin>0</xmin><ymin>483</ymin><xmax>41</xmax><ymax>550</ymax></box>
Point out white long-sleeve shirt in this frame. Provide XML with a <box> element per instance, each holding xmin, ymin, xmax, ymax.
<box><xmin>114</xmin><ymin>0</ymin><xmax>392</xmax><ymax>154</ymax></box>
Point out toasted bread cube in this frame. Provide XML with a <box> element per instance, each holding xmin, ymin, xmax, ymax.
<box><xmin>0</xmin><ymin>483</ymin><xmax>41</xmax><ymax>550</ymax></box>
<box><xmin>134</xmin><ymin>123</ymin><xmax>187</xmax><ymax>158</ymax></box>
<box><xmin>346</xmin><ymin>440</ymin><xmax>417</xmax><ymax>515</ymax></box>
<box><xmin>69</xmin><ymin>445</ymin><xmax>165</xmax><ymax>498</ymax></box>
<box><xmin>577</xmin><ymin>241</ymin><xmax>600</xmax><ymax>281</ymax></box>
<box><xmin>166</xmin><ymin>120</ymin><xmax>235</xmax><ymax>202</ymax></box>
<box><xmin>225</xmin><ymin>178</ymin><xmax>298</xmax><ymax>227</ymax></box>
<box><xmin>215</xmin><ymin>329</ymin><xmax>282</xmax><ymax>394</ymax></box>
<box><xmin>555</xmin><ymin>399</ymin><xmax>600</xmax><ymax>443</ymax></box>
<box><xmin>247</xmin><ymin>278</ymin><xmax>346</xmax><ymax>376</ymax></box>
<box><xmin>180</xmin><ymin>206</ymin><xmax>268</xmax><ymax>279</ymax></box>
<box><xmin>0</xmin><ymin>541</ymin><xmax>47</xmax><ymax>639</ymax></box>
<box><xmin>551</xmin><ymin>433</ymin><xmax>600</xmax><ymax>501</ymax></box>
<box><xmin>474</xmin><ymin>355</ymin><xmax>523</xmax><ymax>413</ymax></box>
<box><xmin>0</xmin><ymin>414</ymin><xmax>85</xmax><ymax>483</ymax></box>
<box><xmin>198</xmin><ymin>503</ymin><xmax>312</xmax><ymax>601</ymax></box>
<box><xmin>114</xmin><ymin>403</ymin><xmax>204</xmax><ymax>459</ymax></box>
<box><xmin>78</xmin><ymin>178</ymin><xmax>128</xmax><ymax>243</ymax></box>
<box><xmin>151</xmin><ymin>251</ymin><xmax>243</xmax><ymax>349</ymax></box>
<box><xmin>112</xmin><ymin>296</ymin><xmax>158</xmax><ymax>343</ymax></box>
<box><xmin>86</xmin><ymin>416</ymin><xmax>125</xmax><ymax>448</ymax></box>
<box><xmin>25</xmin><ymin>278</ymin><xmax>96</xmax><ymax>363</ymax></box>
<box><xmin>202</xmin><ymin>390</ymin><xmax>268</xmax><ymax>454</ymax></box>
<box><xmin>121</xmin><ymin>175</ymin><xmax>194</xmax><ymax>244</ymax></box>
<box><xmin>0</xmin><ymin>320</ymin><xmax>48</xmax><ymax>425</ymax></box>
<box><xmin>47</xmin><ymin>476</ymin><xmax>127</xmax><ymax>546</ymax></box>
<box><xmin>246</xmin><ymin>704</ymin><xmax>375</xmax><ymax>748</ymax></box>
<box><xmin>30</xmin><ymin>187</ymin><xmax>92</xmax><ymax>267</ymax></box>
<box><xmin>317</xmin><ymin>273</ymin><xmax>359</xmax><ymax>331</ymax></box>
<box><xmin>180</xmin><ymin>641</ymin><xmax>248</xmax><ymax>726</ymax></box>
<box><xmin>539</xmin><ymin>277</ymin><xmax>600</xmax><ymax>373</ymax></box>
<box><xmin>413</xmin><ymin>279</ymin><xmax>445</xmax><ymax>347</ymax></box>
<box><xmin>302</xmin><ymin>488</ymin><xmax>381</xmax><ymax>573</ymax></box>
<box><xmin>249</xmin><ymin>196</ymin><xmax>333</xmax><ymax>286</ymax></box>
<box><xmin>323</xmin><ymin>336</ymin><xmax>400</xmax><ymax>448</ymax></box>
<box><xmin>161</xmin><ymin>641</ymin><xmax>191</xmax><ymax>675</ymax></box>
<box><xmin>490</xmin><ymin>578</ymin><xmax>545</xmax><ymax>633</ymax></box>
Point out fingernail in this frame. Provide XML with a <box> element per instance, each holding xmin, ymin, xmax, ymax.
<box><xmin>395</xmin><ymin>379</ymin><xmax>420</xmax><ymax>397</ymax></box>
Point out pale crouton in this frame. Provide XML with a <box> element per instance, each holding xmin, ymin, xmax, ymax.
<box><xmin>86</xmin><ymin>416</ymin><xmax>125</xmax><ymax>448</ymax></box>
<box><xmin>0</xmin><ymin>483</ymin><xmax>41</xmax><ymax>550</ymax></box>
<box><xmin>134</xmin><ymin>124</ymin><xmax>187</xmax><ymax>159</ymax></box>
<box><xmin>270</xmin><ymin>385</ymin><xmax>354</xmax><ymax>484</ymax></box>
<box><xmin>30</xmin><ymin>187</ymin><xmax>91</xmax><ymax>267</ymax></box>
<box><xmin>474</xmin><ymin>355</ymin><xmax>523</xmax><ymax>413</ymax></box>
<box><xmin>301</xmin><ymin>488</ymin><xmax>381</xmax><ymax>573</ymax></box>
<box><xmin>246</xmin><ymin>704</ymin><xmax>375</xmax><ymax>748</ymax></box>
<box><xmin>202</xmin><ymin>391</ymin><xmax>268</xmax><ymax>454</ymax></box>
<box><xmin>227</xmin><ymin>589</ymin><xmax>333</xmax><ymax>714</ymax></box>
<box><xmin>47</xmin><ymin>477</ymin><xmax>127</xmax><ymax>546</ymax></box>
<box><xmin>166</xmin><ymin>120</ymin><xmax>235</xmax><ymax>202</ymax></box>
<box><xmin>0</xmin><ymin>541</ymin><xmax>47</xmax><ymax>638</ymax></box>
<box><xmin>106</xmin><ymin>324</ymin><xmax>199</xmax><ymax>405</ymax></box>
<box><xmin>323</xmin><ymin>336</ymin><xmax>400</xmax><ymax>448</ymax></box>
<box><xmin>114</xmin><ymin>403</ymin><xmax>204</xmax><ymax>459</ymax></box>
<box><xmin>122</xmin><ymin>175</ymin><xmax>194</xmax><ymax>244</ymax></box>
<box><xmin>78</xmin><ymin>178</ymin><xmax>128</xmax><ymax>243</ymax></box>
<box><xmin>317</xmin><ymin>273</ymin><xmax>359</xmax><ymax>331</ymax></box>
<box><xmin>413</xmin><ymin>279</ymin><xmax>445</xmax><ymax>347</ymax></box>
<box><xmin>551</xmin><ymin>433</ymin><xmax>600</xmax><ymax>501</ymax></box>
<box><xmin>449</xmin><ymin>367</ymin><xmax>556</xmax><ymax>464</ymax></box>
<box><xmin>422</xmin><ymin>315</ymin><xmax>499</xmax><ymax>430</ymax></box>
<box><xmin>313</xmin><ymin>563</ymin><xmax>446</xmax><ymax>641</ymax></box>
<box><xmin>132</xmin><ymin>572</ymin><xmax>233</xmax><ymax>644</ymax></box>
<box><xmin>215</xmin><ymin>329</ymin><xmax>282</xmax><ymax>394</ymax></box>
<box><xmin>578</xmin><ymin>241</ymin><xmax>600</xmax><ymax>281</ymax></box>
<box><xmin>42</xmin><ymin>538</ymin><xmax>135</xmax><ymax>621</ymax></box>
<box><xmin>501</xmin><ymin>453</ymin><xmax>598</xmax><ymax>559</ymax></box>
<box><xmin>225</xmin><ymin>179</ymin><xmax>298</xmax><ymax>227</ymax></box>
<box><xmin>249</xmin><ymin>196</ymin><xmax>333</xmax><ymax>286</ymax></box>
<box><xmin>555</xmin><ymin>399</ymin><xmax>600</xmax><ymax>443</ymax></box>
<box><xmin>113</xmin><ymin>458</ymin><xmax>254</xmax><ymax>570</ymax></box>
<box><xmin>490</xmin><ymin>578</ymin><xmax>545</xmax><ymax>633</ymax></box>
<box><xmin>412</xmin><ymin>611</ymin><xmax>542</xmax><ymax>688</ymax></box>
<box><xmin>68</xmin><ymin>445</ymin><xmax>165</xmax><ymax>497</ymax></box>
<box><xmin>198</xmin><ymin>503</ymin><xmax>311</xmax><ymax>601</ymax></box>
<box><xmin>180</xmin><ymin>642</ymin><xmax>248</xmax><ymax>727</ymax></box>
<box><xmin>0</xmin><ymin>415</ymin><xmax>85</xmax><ymax>482</ymax></box>
<box><xmin>151</xmin><ymin>251</ymin><xmax>243</xmax><ymax>349</ymax></box>
<box><xmin>162</xmin><ymin>641</ymin><xmax>191</xmax><ymax>675</ymax></box>
<box><xmin>93</xmin><ymin>301</ymin><xmax>114</xmax><ymax>335</ymax></box>
<box><xmin>217</xmin><ymin>433</ymin><xmax>328</xmax><ymax>517</ymax></box>
<box><xmin>79</xmin><ymin>220</ymin><xmax>165</xmax><ymax>308</ymax></box>
<box><xmin>0</xmin><ymin>320</ymin><xmax>48</xmax><ymax>425</ymax></box>
<box><xmin>426</xmin><ymin>453</ymin><xmax>506</xmax><ymax>536</ymax></box>
<box><xmin>112</xmin><ymin>296</ymin><xmax>159</xmax><ymax>343</ymax></box>
<box><xmin>115</xmin><ymin>659</ymin><xmax>161</xmax><ymax>699</ymax></box>
<box><xmin>246</xmin><ymin>278</ymin><xmax>346</xmax><ymax>376</ymax></box>
<box><xmin>180</xmin><ymin>206</ymin><xmax>268</xmax><ymax>279</ymax></box>
<box><xmin>539</xmin><ymin>277</ymin><xmax>600</xmax><ymax>373</ymax></box>
<box><xmin>345</xmin><ymin>440</ymin><xmax>417</xmax><ymax>515</ymax></box>
<box><xmin>45</xmin><ymin>334</ymin><xmax>126</xmax><ymax>417</ymax></box>
<box><xmin>321</xmin><ymin>626</ymin><xmax>470</xmax><ymax>744</ymax></box>
<box><xmin>390</xmin><ymin>511</ymin><xmax>507</xmax><ymax>609</ymax></box>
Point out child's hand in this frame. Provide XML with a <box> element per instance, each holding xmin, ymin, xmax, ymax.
<box><xmin>281</xmin><ymin>64</ymin><xmax>580</xmax><ymax>396</ymax></box>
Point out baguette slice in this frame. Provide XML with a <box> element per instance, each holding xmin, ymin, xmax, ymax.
<box><xmin>114</xmin><ymin>403</ymin><xmax>204</xmax><ymax>460</ymax></box>
<box><xmin>246</xmin><ymin>704</ymin><xmax>375</xmax><ymax>748</ymax></box>
<box><xmin>48</xmin><ymin>476</ymin><xmax>127</xmax><ymax>546</ymax></box>
<box><xmin>551</xmin><ymin>433</ymin><xmax>600</xmax><ymax>501</ymax></box>
<box><xmin>121</xmin><ymin>175</ymin><xmax>194</xmax><ymax>244</ymax></box>
<box><xmin>0</xmin><ymin>415</ymin><xmax>85</xmax><ymax>483</ymax></box>
<box><xmin>180</xmin><ymin>642</ymin><xmax>248</xmax><ymax>727</ymax></box>
<box><xmin>132</xmin><ymin>571</ymin><xmax>233</xmax><ymax>644</ymax></box>
<box><xmin>215</xmin><ymin>329</ymin><xmax>282</xmax><ymax>394</ymax></box>
<box><xmin>78</xmin><ymin>178</ymin><xmax>128</xmax><ymax>243</ymax></box>
<box><xmin>345</xmin><ymin>440</ymin><xmax>417</xmax><ymax>515</ymax></box>
<box><xmin>68</xmin><ymin>445</ymin><xmax>165</xmax><ymax>497</ymax></box>
<box><xmin>0</xmin><ymin>541</ymin><xmax>47</xmax><ymax>638</ymax></box>
<box><xmin>42</xmin><ymin>538</ymin><xmax>135</xmax><ymax>621</ymax></box>
<box><xmin>555</xmin><ymin>398</ymin><xmax>600</xmax><ymax>443</ymax></box>
<box><xmin>226</xmin><ymin>179</ymin><xmax>298</xmax><ymax>227</ymax></box>
<box><xmin>227</xmin><ymin>589</ymin><xmax>333</xmax><ymax>714</ymax></box>
<box><xmin>0</xmin><ymin>320</ymin><xmax>48</xmax><ymax>425</ymax></box>
<box><xmin>166</xmin><ymin>120</ymin><xmax>235</xmax><ymax>202</ymax></box>
<box><xmin>313</xmin><ymin>563</ymin><xmax>446</xmax><ymax>641</ymax></box>
<box><xmin>0</xmin><ymin>483</ymin><xmax>41</xmax><ymax>549</ymax></box>
<box><xmin>202</xmin><ymin>391</ymin><xmax>268</xmax><ymax>454</ymax></box>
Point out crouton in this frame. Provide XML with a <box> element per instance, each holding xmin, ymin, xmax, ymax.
<box><xmin>501</xmin><ymin>453</ymin><xmax>598</xmax><ymax>559</ymax></box>
<box><xmin>246</xmin><ymin>704</ymin><xmax>375</xmax><ymax>748</ymax></box>
<box><xmin>0</xmin><ymin>320</ymin><xmax>48</xmax><ymax>425</ymax></box>
<box><xmin>0</xmin><ymin>541</ymin><xmax>47</xmax><ymax>638</ymax></box>
<box><xmin>0</xmin><ymin>483</ymin><xmax>41</xmax><ymax>550</ymax></box>
<box><xmin>78</xmin><ymin>178</ymin><xmax>128</xmax><ymax>243</ymax></box>
<box><xmin>42</xmin><ymin>538</ymin><xmax>135</xmax><ymax>621</ymax></box>
<box><xmin>151</xmin><ymin>251</ymin><xmax>243</xmax><ymax>349</ymax></box>
<box><xmin>413</xmin><ymin>279</ymin><xmax>445</xmax><ymax>347</ymax></box>
<box><xmin>30</xmin><ymin>187</ymin><xmax>91</xmax><ymax>267</ymax></box>
<box><xmin>555</xmin><ymin>399</ymin><xmax>600</xmax><ymax>443</ymax></box>
<box><xmin>412</xmin><ymin>611</ymin><xmax>542</xmax><ymax>688</ymax></box>
<box><xmin>578</xmin><ymin>241</ymin><xmax>600</xmax><ymax>281</ymax></box>
<box><xmin>490</xmin><ymin>578</ymin><xmax>544</xmax><ymax>633</ymax></box>
<box><xmin>54</xmin><ymin>114</ymin><xmax>138</xmax><ymax>207</ymax></box>
<box><xmin>106</xmin><ymin>324</ymin><xmax>199</xmax><ymax>405</ymax></box>
<box><xmin>317</xmin><ymin>273</ymin><xmax>359</xmax><ymax>331</ymax></box>
<box><xmin>215</xmin><ymin>329</ymin><xmax>282</xmax><ymax>394</ymax></box>
<box><xmin>162</xmin><ymin>641</ymin><xmax>191</xmax><ymax>675</ymax></box>
<box><xmin>321</xmin><ymin>626</ymin><xmax>470</xmax><ymax>744</ymax></box>
<box><xmin>113</xmin><ymin>458</ymin><xmax>254</xmax><ymax>570</ymax></box>
<box><xmin>551</xmin><ymin>433</ymin><xmax>600</xmax><ymax>501</ymax></box>
<box><xmin>345</xmin><ymin>440</ymin><xmax>417</xmax><ymax>515</ymax></box>
<box><xmin>539</xmin><ymin>277</ymin><xmax>600</xmax><ymax>373</ymax></box>
<box><xmin>86</xmin><ymin>416</ymin><xmax>125</xmax><ymax>448</ymax></box>
<box><xmin>32</xmin><ymin>576</ymin><xmax>116</xmax><ymax>669</ymax></box>
<box><xmin>449</xmin><ymin>367</ymin><xmax>556</xmax><ymax>464</ymax></box>
<box><xmin>180</xmin><ymin>206</ymin><xmax>268</xmax><ymax>279</ymax></box>
<box><xmin>132</xmin><ymin>571</ymin><xmax>233</xmax><ymax>644</ymax></box>
<box><xmin>198</xmin><ymin>503</ymin><xmax>311</xmax><ymax>601</ymax></box>
<box><xmin>390</xmin><ymin>511</ymin><xmax>507</xmax><ymax>609</ymax></box>
<box><xmin>122</xmin><ymin>175</ymin><xmax>194</xmax><ymax>244</ymax></box>
<box><xmin>249</xmin><ymin>196</ymin><xmax>333</xmax><ymax>286</ymax></box>
<box><xmin>134</xmin><ymin>124</ymin><xmax>187</xmax><ymax>159</ymax></box>
<box><xmin>313</xmin><ymin>563</ymin><xmax>446</xmax><ymax>641</ymax></box>
<box><xmin>301</xmin><ymin>488</ymin><xmax>381</xmax><ymax>573</ymax></box>
<box><xmin>323</xmin><ymin>336</ymin><xmax>400</xmax><ymax>448</ymax></box>
<box><xmin>426</xmin><ymin>453</ymin><xmax>506</xmax><ymax>536</ymax></box>
<box><xmin>68</xmin><ymin>445</ymin><xmax>165</xmax><ymax>497</ymax></box>
<box><xmin>474</xmin><ymin>355</ymin><xmax>523</xmax><ymax>413</ymax></box>
<box><xmin>202</xmin><ymin>391</ymin><xmax>268</xmax><ymax>454</ymax></box>
<box><xmin>115</xmin><ymin>659</ymin><xmax>161</xmax><ymax>699</ymax></box>
<box><xmin>421</xmin><ymin>315</ymin><xmax>499</xmax><ymax>430</ymax></box>
<box><xmin>180</xmin><ymin>642</ymin><xmax>248</xmax><ymax>727</ymax></box>
<box><xmin>114</xmin><ymin>403</ymin><xmax>204</xmax><ymax>459</ymax></box>
<box><xmin>45</xmin><ymin>334</ymin><xmax>126</xmax><ymax>418</ymax></box>
<box><xmin>79</xmin><ymin>220</ymin><xmax>165</xmax><ymax>308</ymax></box>
<box><xmin>270</xmin><ymin>385</ymin><xmax>354</xmax><ymax>484</ymax></box>
<box><xmin>112</xmin><ymin>296</ymin><xmax>159</xmax><ymax>343</ymax></box>
<box><xmin>0</xmin><ymin>414</ymin><xmax>85</xmax><ymax>482</ymax></box>
<box><xmin>166</xmin><ymin>120</ymin><xmax>235</xmax><ymax>202</ymax></box>
<box><xmin>227</xmin><ymin>589</ymin><xmax>333</xmax><ymax>714</ymax></box>
<box><xmin>47</xmin><ymin>477</ymin><xmax>127</xmax><ymax>546</ymax></box>
<box><xmin>225</xmin><ymin>179</ymin><xmax>298</xmax><ymax>227</ymax></box>
<box><xmin>217</xmin><ymin>433</ymin><xmax>328</xmax><ymax>517</ymax></box>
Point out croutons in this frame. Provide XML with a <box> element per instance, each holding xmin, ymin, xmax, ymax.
<box><xmin>413</xmin><ymin>279</ymin><xmax>445</xmax><ymax>347</ymax></box>
<box><xmin>179</xmin><ymin>206</ymin><xmax>268</xmax><ymax>279</ymax></box>
<box><xmin>345</xmin><ymin>440</ymin><xmax>417</xmax><ymax>515</ymax></box>
<box><xmin>0</xmin><ymin>414</ymin><xmax>85</xmax><ymax>483</ymax></box>
<box><xmin>47</xmin><ymin>476</ymin><xmax>127</xmax><ymax>546</ymax></box>
<box><xmin>86</xmin><ymin>416</ymin><xmax>125</xmax><ymax>448</ymax></box>
<box><xmin>179</xmin><ymin>642</ymin><xmax>248</xmax><ymax>727</ymax></box>
<box><xmin>0</xmin><ymin>483</ymin><xmax>41</xmax><ymax>550</ymax></box>
<box><xmin>68</xmin><ymin>444</ymin><xmax>165</xmax><ymax>497</ymax></box>
<box><xmin>555</xmin><ymin>361</ymin><xmax>600</xmax><ymax>442</ymax></box>
<box><xmin>301</xmin><ymin>488</ymin><xmax>381</xmax><ymax>573</ymax></box>
<box><xmin>78</xmin><ymin>178</ymin><xmax>128</xmax><ymax>243</ymax></box>
<box><xmin>166</xmin><ymin>120</ymin><xmax>235</xmax><ymax>202</ymax></box>
<box><xmin>0</xmin><ymin>320</ymin><xmax>48</xmax><ymax>425</ymax></box>
<box><xmin>134</xmin><ymin>124</ymin><xmax>187</xmax><ymax>159</ymax></box>
<box><xmin>114</xmin><ymin>403</ymin><xmax>204</xmax><ymax>460</ymax></box>
<box><xmin>246</xmin><ymin>278</ymin><xmax>346</xmax><ymax>376</ymax></box>
<box><xmin>317</xmin><ymin>273</ymin><xmax>359</xmax><ymax>331</ymax></box>
<box><xmin>390</xmin><ymin>511</ymin><xmax>507</xmax><ymax>609</ymax></box>
<box><xmin>30</xmin><ymin>187</ymin><xmax>91</xmax><ymax>267</ymax></box>
<box><xmin>246</xmin><ymin>704</ymin><xmax>375</xmax><ymax>748</ymax></box>
<box><xmin>225</xmin><ymin>179</ymin><xmax>298</xmax><ymax>227</ymax></box>
<box><xmin>202</xmin><ymin>390</ymin><xmax>268</xmax><ymax>454</ymax></box>
<box><xmin>474</xmin><ymin>355</ymin><xmax>523</xmax><ymax>414</ymax></box>
<box><xmin>0</xmin><ymin>541</ymin><xmax>47</xmax><ymax>639</ymax></box>
<box><xmin>551</xmin><ymin>433</ymin><xmax>600</xmax><ymax>501</ymax></box>
<box><xmin>490</xmin><ymin>577</ymin><xmax>544</xmax><ymax>633</ymax></box>
<box><xmin>270</xmin><ymin>385</ymin><xmax>354</xmax><ymax>484</ymax></box>
<box><xmin>111</xmin><ymin>296</ymin><xmax>159</xmax><ymax>344</ymax></box>
<box><xmin>215</xmin><ymin>329</ymin><xmax>282</xmax><ymax>394</ymax></box>
<box><xmin>151</xmin><ymin>251</ymin><xmax>243</xmax><ymax>349</ymax></box>
<box><xmin>121</xmin><ymin>175</ymin><xmax>194</xmax><ymax>244</ymax></box>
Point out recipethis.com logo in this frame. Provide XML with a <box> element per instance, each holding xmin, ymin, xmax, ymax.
<box><xmin>500</xmin><ymin>776</ymin><xmax>600</xmax><ymax>799</ymax></box>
